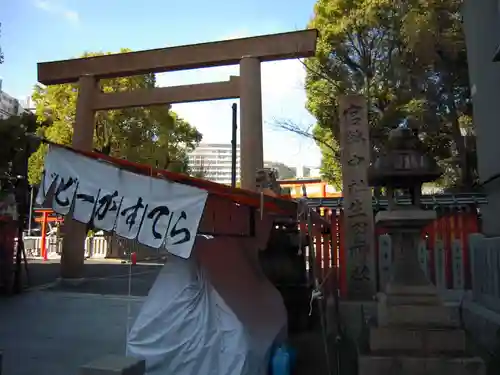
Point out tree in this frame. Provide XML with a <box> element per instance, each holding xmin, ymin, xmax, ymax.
<box><xmin>400</xmin><ymin>0</ymin><xmax>477</xmax><ymax>188</ymax></box>
<box><xmin>0</xmin><ymin>112</ymin><xmax>49</xmax><ymax>222</ymax></box>
<box><xmin>304</xmin><ymin>0</ymin><xmax>415</xmax><ymax>186</ymax></box>
<box><xmin>28</xmin><ymin>50</ymin><xmax>202</xmax><ymax>185</ymax></box>
<box><xmin>0</xmin><ymin>113</ymin><xmax>46</xmax><ymax>180</ymax></box>
<box><xmin>151</xmin><ymin>111</ymin><xmax>202</xmax><ymax>174</ymax></box>
<box><xmin>304</xmin><ymin>0</ymin><xmax>473</xmax><ymax>189</ymax></box>
<box><xmin>277</xmin><ymin>1</ymin><xmax>383</xmax><ymax>184</ymax></box>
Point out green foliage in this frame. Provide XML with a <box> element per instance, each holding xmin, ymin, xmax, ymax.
<box><xmin>28</xmin><ymin>50</ymin><xmax>202</xmax><ymax>185</ymax></box>
<box><xmin>313</xmin><ymin>125</ymin><xmax>342</xmax><ymax>190</ymax></box>
<box><xmin>0</xmin><ymin>112</ymin><xmax>46</xmax><ymax>183</ymax></box>
<box><xmin>306</xmin><ymin>0</ymin><xmax>476</xmax><ymax>189</ymax></box>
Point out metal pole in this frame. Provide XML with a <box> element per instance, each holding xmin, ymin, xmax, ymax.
<box><xmin>28</xmin><ymin>186</ymin><xmax>33</xmax><ymax>235</ymax></box>
<box><xmin>231</xmin><ymin>103</ymin><xmax>238</xmax><ymax>188</ymax></box>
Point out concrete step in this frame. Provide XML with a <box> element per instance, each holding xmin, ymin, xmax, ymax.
<box><xmin>370</xmin><ymin>326</ymin><xmax>466</xmax><ymax>353</ymax></box>
<box><xmin>359</xmin><ymin>355</ymin><xmax>485</xmax><ymax>375</ymax></box>
<box><xmin>385</xmin><ymin>294</ymin><xmax>441</xmax><ymax>305</ymax></box>
<box><xmin>379</xmin><ymin>304</ymin><xmax>460</xmax><ymax>327</ymax></box>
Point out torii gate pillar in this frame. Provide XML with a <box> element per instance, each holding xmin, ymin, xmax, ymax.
<box><xmin>36</xmin><ymin>29</ymin><xmax>318</xmax><ymax>280</ymax></box>
<box><xmin>60</xmin><ymin>74</ymin><xmax>96</xmax><ymax>280</ymax></box>
<box><xmin>239</xmin><ymin>57</ymin><xmax>264</xmax><ymax>191</ymax></box>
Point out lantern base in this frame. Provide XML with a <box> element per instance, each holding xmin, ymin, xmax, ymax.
<box><xmin>375</xmin><ymin>208</ymin><xmax>437</xmax><ymax>230</ymax></box>
<box><xmin>376</xmin><ymin>208</ymin><xmax>437</xmax><ymax>299</ymax></box>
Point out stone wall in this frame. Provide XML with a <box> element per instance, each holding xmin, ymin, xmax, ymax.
<box><xmin>463</xmin><ymin>0</ymin><xmax>500</xmax><ymax>237</ymax></box>
<box><xmin>329</xmin><ymin>231</ymin><xmax>500</xmax><ymax>361</ymax></box>
<box><xmin>462</xmin><ymin>234</ymin><xmax>500</xmax><ymax>356</ymax></box>
<box><xmin>462</xmin><ymin>294</ymin><xmax>500</xmax><ymax>354</ymax></box>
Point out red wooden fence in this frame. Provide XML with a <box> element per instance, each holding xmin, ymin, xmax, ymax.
<box><xmin>306</xmin><ymin>208</ymin><xmax>480</xmax><ymax>298</ymax></box>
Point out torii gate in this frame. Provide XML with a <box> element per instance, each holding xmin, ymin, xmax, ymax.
<box><xmin>36</xmin><ymin>29</ymin><xmax>318</xmax><ymax>280</ymax></box>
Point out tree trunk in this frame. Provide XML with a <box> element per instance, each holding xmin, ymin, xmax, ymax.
<box><xmin>442</xmin><ymin>72</ymin><xmax>471</xmax><ymax>189</ymax></box>
<box><xmin>448</xmin><ymin>104</ymin><xmax>469</xmax><ymax>188</ymax></box>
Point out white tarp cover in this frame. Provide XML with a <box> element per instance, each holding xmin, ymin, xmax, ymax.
<box><xmin>36</xmin><ymin>146</ymin><xmax>208</xmax><ymax>258</ymax></box>
<box><xmin>127</xmin><ymin>236</ymin><xmax>287</xmax><ymax>375</ymax></box>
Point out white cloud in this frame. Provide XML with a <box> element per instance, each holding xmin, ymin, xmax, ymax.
<box><xmin>156</xmin><ymin>39</ymin><xmax>322</xmax><ymax>168</ymax></box>
<box><xmin>63</xmin><ymin>9</ymin><xmax>80</xmax><ymax>24</ymax></box>
<box><xmin>33</xmin><ymin>0</ymin><xmax>80</xmax><ymax>25</ymax></box>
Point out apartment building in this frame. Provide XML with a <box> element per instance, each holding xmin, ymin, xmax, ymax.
<box><xmin>188</xmin><ymin>143</ymin><xmax>241</xmax><ymax>185</ymax></box>
<box><xmin>0</xmin><ymin>80</ymin><xmax>31</xmax><ymax>119</ymax></box>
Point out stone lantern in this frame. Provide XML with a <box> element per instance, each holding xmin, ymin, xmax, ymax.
<box><xmin>368</xmin><ymin>126</ymin><xmax>442</xmax><ymax>296</ymax></box>
<box><xmin>369</xmin><ymin>126</ymin><xmax>442</xmax><ymax>209</ymax></box>
<box><xmin>359</xmin><ymin>126</ymin><xmax>485</xmax><ymax>375</ymax></box>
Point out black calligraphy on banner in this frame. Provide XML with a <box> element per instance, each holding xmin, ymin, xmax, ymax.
<box><xmin>73</xmin><ymin>184</ymin><xmax>100</xmax><ymax>224</ymax></box>
<box><xmin>136</xmin><ymin>202</ymin><xmax>193</xmax><ymax>249</ymax></box>
<box><xmin>36</xmin><ymin>171</ymin><xmax>59</xmax><ymax>205</ymax></box>
<box><xmin>95</xmin><ymin>191</ymin><xmax>120</xmax><ymax>221</ymax></box>
<box><xmin>91</xmin><ymin>190</ymin><xmax>123</xmax><ymax>231</ymax></box>
<box><xmin>147</xmin><ymin>206</ymin><xmax>171</xmax><ymax>239</ymax></box>
<box><xmin>52</xmin><ymin>176</ymin><xmax>79</xmax><ymax>215</ymax></box>
<box><xmin>169</xmin><ymin>211</ymin><xmax>191</xmax><ymax>245</ymax></box>
<box><xmin>115</xmin><ymin>197</ymin><xmax>147</xmax><ymax>239</ymax></box>
<box><xmin>43</xmin><ymin>171</ymin><xmax>59</xmax><ymax>196</ymax></box>
<box><xmin>54</xmin><ymin>177</ymin><xmax>78</xmax><ymax>207</ymax></box>
<box><xmin>121</xmin><ymin>197</ymin><xmax>146</xmax><ymax>231</ymax></box>
<box><xmin>76</xmin><ymin>192</ymin><xmax>95</xmax><ymax>204</ymax></box>
<box><xmin>137</xmin><ymin>204</ymin><xmax>172</xmax><ymax>248</ymax></box>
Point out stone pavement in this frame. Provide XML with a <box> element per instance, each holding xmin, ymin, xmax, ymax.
<box><xmin>24</xmin><ymin>259</ymin><xmax>163</xmax><ymax>293</ymax></box>
<box><xmin>1</xmin><ymin>259</ymin><xmax>335</xmax><ymax>375</ymax></box>
<box><xmin>0</xmin><ymin>291</ymin><xmax>144</xmax><ymax>375</ymax></box>
<box><xmin>0</xmin><ymin>290</ymin><xmax>335</xmax><ymax>375</ymax></box>
<box><xmin>0</xmin><ymin>259</ymin><xmax>161</xmax><ymax>375</ymax></box>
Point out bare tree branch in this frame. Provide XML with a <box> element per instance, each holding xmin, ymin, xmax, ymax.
<box><xmin>296</xmin><ymin>57</ymin><xmax>341</xmax><ymax>91</ymax></box>
<box><xmin>272</xmin><ymin>118</ymin><xmax>337</xmax><ymax>154</ymax></box>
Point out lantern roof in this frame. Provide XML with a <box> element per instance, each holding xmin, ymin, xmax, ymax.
<box><xmin>368</xmin><ymin>127</ymin><xmax>442</xmax><ymax>188</ymax></box>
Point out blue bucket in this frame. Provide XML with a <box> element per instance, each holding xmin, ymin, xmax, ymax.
<box><xmin>270</xmin><ymin>344</ymin><xmax>297</xmax><ymax>375</ymax></box>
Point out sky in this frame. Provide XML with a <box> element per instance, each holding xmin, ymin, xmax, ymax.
<box><xmin>1</xmin><ymin>0</ymin><xmax>322</xmax><ymax>168</ymax></box>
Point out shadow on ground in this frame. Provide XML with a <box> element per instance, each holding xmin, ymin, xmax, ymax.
<box><xmin>2</xmin><ymin>259</ymin><xmax>343</xmax><ymax>375</ymax></box>
<box><xmin>291</xmin><ymin>330</ymin><xmax>341</xmax><ymax>375</ymax></box>
<box><xmin>21</xmin><ymin>259</ymin><xmax>163</xmax><ymax>296</ymax></box>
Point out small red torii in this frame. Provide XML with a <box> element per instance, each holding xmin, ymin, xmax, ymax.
<box><xmin>33</xmin><ymin>208</ymin><xmax>63</xmax><ymax>261</ymax></box>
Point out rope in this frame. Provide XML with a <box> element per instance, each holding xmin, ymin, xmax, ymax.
<box><xmin>318</xmin><ymin>266</ymin><xmax>335</xmax><ymax>291</ymax></box>
<box><xmin>125</xmin><ymin>250</ymin><xmax>133</xmax><ymax>355</ymax></box>
<box><xmin>306</xmin><ymin>210</ymin><xmax>333</xmax><ymax>375</ymax></box>
<box><xmin>297</xmin><ymin>200</ymin><xmax>333</xmax><ymax>375</ymax></box>
<box><xmin>260</xmin><ymin>191</ymin><xmax>264</xmax><ymax>220</ymax></box>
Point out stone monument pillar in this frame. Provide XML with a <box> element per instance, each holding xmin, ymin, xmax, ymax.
<box><xmin>358</xmin><ymin>127</ymin><xmax>485</xmax><ymax>374</ymax></box>
<box><xmin>338</xmin><ymin>95</ymin><xmax>376</xmax><ymax>298</ymax></box>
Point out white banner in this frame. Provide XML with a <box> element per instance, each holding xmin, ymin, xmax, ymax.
<box><xmin>36</xmin><ymin>146</ymin><xmax>208</xmax><ymax>258</ymax></box>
